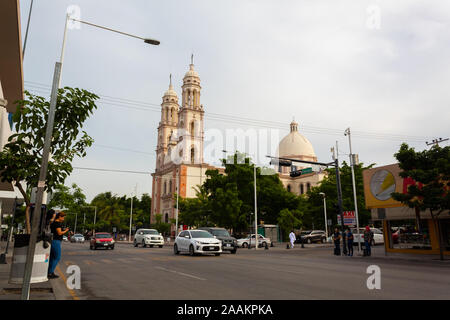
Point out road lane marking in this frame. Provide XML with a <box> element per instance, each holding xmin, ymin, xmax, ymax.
<box><xmin>154</xmin><ymin>267</ymin><xmax>206</xmax><ymax>281</ymax></box>
<box><xmin>55</xmin><ymin>265</ymin><xmax>80</xmax><ymax>300</ymax></box>
<box><xmin>101</xmin><ymin>259</ymin><xmax>113</xmax><ymax>264</ymax></box>
<box><xmin>83</xmin><ymin>260</ymin><xmax>96</xmax><ymax>266</ymax></box>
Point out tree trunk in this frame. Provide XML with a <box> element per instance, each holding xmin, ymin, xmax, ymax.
<box><xmin>15</xmin><ymin>181</ymin><xmax>31</xmax><ymax>233</ymax></box>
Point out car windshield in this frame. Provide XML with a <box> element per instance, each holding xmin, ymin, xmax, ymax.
<box><xmin>74</xmin><ymin>234</ymin><xmax>83</xmax><ymax>237</ymax></box>
<box><xmin>211</xmin><ymin>230</ymin><xmax>230</xmax><ymax>237</ymax></box>
<box><xmin>142</xmin><ymin>230</ymin><xmax>159</xmax><ymax>235</ymax></box>
<box><xmin>190</xmin><ymin>231</ymin><xmax>213</xmax><ymax>238</ymax></box>
<box><xmin>301</xmin><ymin>231</ymin><xmax>311</xmax><ymax>235</ymax></box>
<box><xmin>96</xmin><ymin>234</ymin><xmax>112</xmax><ymax>239</ymax></box>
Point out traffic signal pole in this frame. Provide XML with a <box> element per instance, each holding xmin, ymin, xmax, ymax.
<box><xmin>268</xmin><ymin>154</ymin><xmax>347</xmax><ymax>255</ymax></box>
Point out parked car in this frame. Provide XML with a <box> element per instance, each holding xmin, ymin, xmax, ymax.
<box><xmin>198</xmin><ymin>227</ymin><xmax>238</xmax><ymax>254</ymax></box>
<box><xmin>90</xmin><ymin>232</ymin><xmax>115</xmax><ymax>250</ymax></box>
<box><xmin>70</xmin><ymin>234</ymin><xmax>85</xmax><ymax>243</ymax></box>
<box><xmin>174</xmin><ymin>230</ymin><xmax>222</xmax><ymax>256</ymax></box>
<box><xmin>297</xmin><ymin>230</ymin><xmax>327</xmax><ymax>244</ymax></box>
<box><xmin>352</xmin><ymin>228</ymin><xmax>384</xmax><ymax>245</ymax></box>
<box><xmin>134</xmin><ymin>228</ymin><xmax>164</xmax><ymax>248</ymax></box>
<box><xmin>63</xmin><ymin>235</ymin><xmax>68</xmax><ymax>242</ymax></box>
<box><xmin>237</xmin><ymin>234</ymin><xmax>271</xmax><ymax>248</ymax></box>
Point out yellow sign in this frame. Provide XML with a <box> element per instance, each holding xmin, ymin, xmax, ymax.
<box><xmin>363</xmin><ymin>164</ymin><xmax>404</xmax><ymax>209</ymax></box>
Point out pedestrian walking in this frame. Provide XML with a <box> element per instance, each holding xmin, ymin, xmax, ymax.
<box><xmin>333</xmin><ymin>228</ymin><xmax>341</xmax><ymax>256</ymax></box>
<box><xmin>289</xmin><ymin>230</ymin><xmax>296</xmax><ymax>249</ymax></box>
<box><xmin>346</xmin><ymin>228</ymin><xmax>354</xmax><ymax>256</ymax></box>
<box><xmin>363</xmin><ymin>226</ymin><xmax>374</xmax><ymax>256</ymax></box>
<box><xmin>47</xmin><ymin>211</ymin><xmax>69</xmax><ymax>279</ymax></box>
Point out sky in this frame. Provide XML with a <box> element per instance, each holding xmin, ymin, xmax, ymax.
<box><xmin>19</xmin><ymin>0</ymin><xmax>450</xmax><ymax>202</ymax></box>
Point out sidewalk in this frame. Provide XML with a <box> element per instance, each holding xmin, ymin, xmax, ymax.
<box><xmin>0</xmin><ymin>241</ymin><xmax>69</xmax><ymax>300</ymax></box>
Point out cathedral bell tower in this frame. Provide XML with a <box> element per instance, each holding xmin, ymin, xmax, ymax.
<box><xmin>178</xmin><ymin>56</ymin><xmax>204</xmax><ymax>165</ymax></box>
<box><xmin>156</xmin><ymin>75</ymin><xmax>179</xmax><ymax>171</ymax></box>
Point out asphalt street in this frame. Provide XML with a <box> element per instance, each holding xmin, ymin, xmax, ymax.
<box><xmin>56</xmin><ymin>242</ymin><xmax>450</xmax><ymax>300</ymax></box>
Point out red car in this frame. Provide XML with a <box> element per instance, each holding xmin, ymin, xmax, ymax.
<box><xmin>90</xmin><ymin>232</ymin><xmax>115</xmax><ymax>250</ymax></box>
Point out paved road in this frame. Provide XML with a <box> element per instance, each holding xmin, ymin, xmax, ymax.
<box><xmin>57</xmin><ymin>242</ymin><xmax>450</xmax><ymax>300</ymax></box>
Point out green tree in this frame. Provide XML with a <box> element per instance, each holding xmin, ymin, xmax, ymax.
<box><xmin>277</xmin><ymin>208</ymin><xmax>303</xmax><ymax>241</ymax></box>
<box><xmin>0</xmin><ymin>89</ymin><xmax>98</xmax><ymax>232</ymax></box>
<box><xmin>391</xmin><ymin>143</ymin><xmax>450</xmax><ymax>260</ymax></box>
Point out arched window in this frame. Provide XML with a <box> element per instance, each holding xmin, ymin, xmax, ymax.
<box><xmin>190</xmin><ymin>121</ymin><xmax>195</xmax><ymax>137</ymax></box>
<box><xmin>191</xmin><ymin>147</ymin><xmax>195</xmax><ymax>164</ymax></box>
<box><xmin>300</xmin><ymin>184</ymin><xmax>304</xmax><ymax>194</ymax></box>
<box><xmin>164</xmin><ymin>181</ymin><xmax>167</xmax><ymax>194</ymax></box>
<box><xmin>169</xmin><ymin>180</ymin><xmax>172</xmax><ymax>194</ymax></box>
<box><xmin>307</xmin><ymin>183</ymin><xmax>311</xmax><ymax>192</ymax></box>
<box><xmin>165</xmin><ymin>213</ymin><xmax>169</xmax><ymax>223</ymax></box>
<box><xmin>287</xmin><ymin>185</ymin><xmax>291</xmax><ymax>192</ymax></box>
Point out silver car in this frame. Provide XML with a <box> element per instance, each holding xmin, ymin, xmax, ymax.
<box><xmin>70</xmin><ymin>234</ymin><xmax>85</xmax><ymax>243</ymax></box>
<box><xmin>237</xmin><ymin>234</ymin><xmax>271</xmax><ymax>248</ymax></box>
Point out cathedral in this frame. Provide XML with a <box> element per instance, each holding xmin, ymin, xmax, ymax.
<box><xmin>151</xmin><ymin>60</ymin><xmax>325</xmax><ymax>235</ymax></box>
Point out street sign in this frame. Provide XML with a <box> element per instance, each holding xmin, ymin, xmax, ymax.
<box><xmin>112</xmin><ymin>227</ymin><xmax>117</xmax><ymax>233</ymax></box>
<box><xmin>327</xmin><ymin>219</ymin><xmax>332</xmax><ymax>226</ymax></box>
<box><xmin>343</xmin><ymin>211</ymin><xmax>356</xmax><ymax>226</ymax></box>
<box><xmin>301</xmin><ymin>167</ymin><xmax>313</xmax><ymax>174</ymax></box>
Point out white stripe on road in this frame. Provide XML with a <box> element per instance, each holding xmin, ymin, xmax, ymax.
<box><xmin>154</xmin><ymin>267</ymin><xmax>206</xmax><ymax>281</ymax></box>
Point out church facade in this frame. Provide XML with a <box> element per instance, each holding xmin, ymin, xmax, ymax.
<box><xmin>151</xmin><ymin>61</ymin><xmax>325</xmax><ymax>235</ymax></box>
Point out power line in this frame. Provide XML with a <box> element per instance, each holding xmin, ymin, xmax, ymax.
<box><xmin>24</xmin><ymin>81</ymin><xmax>437</xmax><ymax>143</ymax></box>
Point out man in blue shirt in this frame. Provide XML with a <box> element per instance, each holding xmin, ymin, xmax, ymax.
<box><xmin>346</xmin><ymin>228</ymin><xmax>354</xmax><ymax>256</ymax></box>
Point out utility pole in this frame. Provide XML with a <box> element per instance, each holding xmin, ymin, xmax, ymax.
<box><xmin>254</xmin><ymin>164</ymin><xmax>258</xmax><ymax>251</ymax></box>
<box><xmin>345</xmin><ymin>128</ymin><xmax>361</xmax><ymax>252</ymax></box>
<box><xmin>332</xmin><ymin>142</ymin><xmax>346</xmax><ymax>255</ymax></box>
<box><xmin>74</xmin><ymin>212</ymin><xmax>78</xmax><ymax>234</ymax></box>
<box><xmin>426</xmin><ymin>138</ymin><xmax>449</xmax><ymax>147</ymax></box>
<box><xmin>175</xmin><ymin>170</ymin><xmax>180</xmax><ymax>238</ymax></box>
<box><xmin>129</xmin><ymin>184</ymin><xmax>137</xmax><ymax>243</ymax></box>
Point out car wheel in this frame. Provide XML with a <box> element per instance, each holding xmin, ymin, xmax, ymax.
<box><xmin>174</xmin><ymin>244</ymin><xmax>179</xmax><ymax>255</ymax></box>
<box><xmin>307</xmin><ymin>238</ymin><xmax>312</xmax><ymax>244</ymax></box>
<box><xmin>159</xmin><ymin>245</ymin><xmax>163</xmax><ymax>248</ymax></box>
<box><xmin>110</xmin><ymin>246</ymin><xmax>114</xmax><ymax>250</ymax></box>
<box><xmin>142</xmin><ymin>240</ymin><xmax>146</xmax><ymax>248</ymax></box>
<box><xmin>215</xmin><ymin>253</ymin><xmax>220</xmax><ymax>256</ymax></box>
<box><xmin>242</xmin><ymin>242</ymin><xmax>248</xmax><ymax>248</ymax></box>
<box><xmin>321</xmin><ymin>237</ymin><xmax>325</xmax><ymax>243</ymax></box>
<box><xmin>231</xmin><ymin>249</ymin><xmax>237</xmax><ymax>254</ymax></box>
<box><xmin>189</xmin><ymin>245</ymin><xmax>195</xmax><ymax>256</ymax></box>
<box><xmin>262</xmin><ymin>242</ymin><xmax>267</xmax><ymax>248</ymax></box>
<box><xmin>90</xmin><ymin>245</ymin><xmax>93</xmax><ymax>250</ymax></box>
<box><xmin>371</xmin><ymin>239</ymin><xmax>375</xmax><ymax>246</ymax></box>
<box><xmin>134</xmin><ymin>240</ymin><xmax>138</xmax><ymax>247</ymax></box>
<box><xmin>149</xmin><ymin>245</ymin><xmax>154</xmax><ymax>248</ymax></box>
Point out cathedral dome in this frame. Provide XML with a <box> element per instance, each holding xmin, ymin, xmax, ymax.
<box><xmin>164</xmin><ymin>84</ymin><xmax>178</xmax><ymax>98</ymax></box>
<box><xmin>277</xmin><ymin>121</ymin><xmax>316</xmax><ymax>158</ymax></box>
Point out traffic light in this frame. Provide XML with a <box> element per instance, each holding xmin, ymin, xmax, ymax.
<box><xmin>290</xmin><ymin>170</ymin><xmax>302</xmax><ymax>177</ymax></box>
<box><xmin>270</xmin><ymin>159</ymin><xmax>292</xmax><ymax>167</ymax></box>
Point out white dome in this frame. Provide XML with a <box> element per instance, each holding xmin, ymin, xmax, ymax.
<box><xmin>277</xmin><ymin>122</ymin><xmax>316</xmax><ymax>158</ymax></box>
<box><xmin>164</xmin><ymin>84</ymin><xmax>178</xmax><ymax>98</ymax></box>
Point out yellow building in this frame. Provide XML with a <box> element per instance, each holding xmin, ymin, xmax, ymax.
<box><xmin>363</xmin><ymin>164</ymin><xmax>450</xmax><ymax>255</ymax></box>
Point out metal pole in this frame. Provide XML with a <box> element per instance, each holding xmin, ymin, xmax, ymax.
<box><xmin>346</xmin><ymin>128</ymin><xmax>361</xmax><ymax>252</ymax></box>
<box><xmin>254</xmin><ymin>165</ymin><xmax>258</xmax><ymax>250</ymax></box>
<box><xmin>323</xmin><ymin>195</ymin><xmax>328</xmax><ymax>238</ymax></box>
<box><xmin>129</xmin><ymin>195</ymin><xmax>133</xmax><ymax>242</ymax></box>
<box><xmin>93</xmin><ymin>207</ymin><xmax>96</xmax><ymax>235</ymax></box>
<box><xmin>59</xmin><ymin>14</ymin><xmax>70</xmax><ymax>86</ymax></box>
<box><xmin>22</xmin><ymin>0</ymin><xmax>34</xmax><ymax>58</ymax></box>
<box><xmin>176</xmin><ymin>171</ymin><xmax>179</xmax><ymax>237</ymax></box>
<box><xmin>21</xmin><ymin>62</ymin><xmax>62</xmax><ymax>300</ymax></box>
<box><xmin>74</xmin><ymin>212</ymin><xmax>77</xmax><ymax>234</ymax></box>
<box><xmin>334</xmin><ymin>158</ymin><xmax>346</xmax><ymax>256</ymax></box>
<box><xmin>83</xmin><ymin>211</ymin><xmax>86</xmax><ymax>233</ymax></box>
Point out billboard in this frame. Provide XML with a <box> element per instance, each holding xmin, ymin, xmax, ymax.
<box><xmin>363</xmin><ymin>164</ymin><xmax>406</xmax><ymax>209</ymax></box>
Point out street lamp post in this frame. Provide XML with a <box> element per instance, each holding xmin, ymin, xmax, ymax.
<box><xmin>345</xmin><ymin>128</ymin><xmax>361</xmax><ymax>252</ymax></box>
<box><xmin>82</xmin><ymin>206</ymin><xmax>97</xmax><ymax>236</ymax></box>
<box><xmin>319</xmin><ymin>193</ymin><xmax>328</xmax><ymax>237</ymax></box>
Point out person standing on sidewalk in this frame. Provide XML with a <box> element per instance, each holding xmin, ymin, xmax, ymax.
<box><xmin>346</xmin><ymin>228</ymin><xmax>354</xmax><ymax>256</ymax></box>
<box><xmin>363</xmin><ymin>226</ymin><xmax>374</xmax><ymax>256</ymax></box>
<box><xmin>289</xmin><ymin>230</ymin><xmax>296</xmax><ymax>249</ymax></box>
<box><xmin>48</xmin><ymin>212</ymin><xmax>69</xmax><ymax>279</ymax></box>
<box><xmin>333</xmin><ymin>227</ymin><xmax>341</xmax><ymax>256</ymax></box>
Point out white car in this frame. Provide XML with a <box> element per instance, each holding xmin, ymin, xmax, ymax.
<box><xmin>174</xmin><ymin>230</ymin><xmax>222</xmax><ymax>256</ymax></box>
<box><xmin>134</xmin><ymin>229</ymin><xmax>164</xmax><ymax>248</ymax></box>
<box><xmin>352</xmin><ymin>228</ymin><xmax>384</xmax><ymax>245</ymax></box>
<box><xmin>237</xmin><ymin>234</ymin><xmax>271</xmax><ymax>248</ymax></box>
